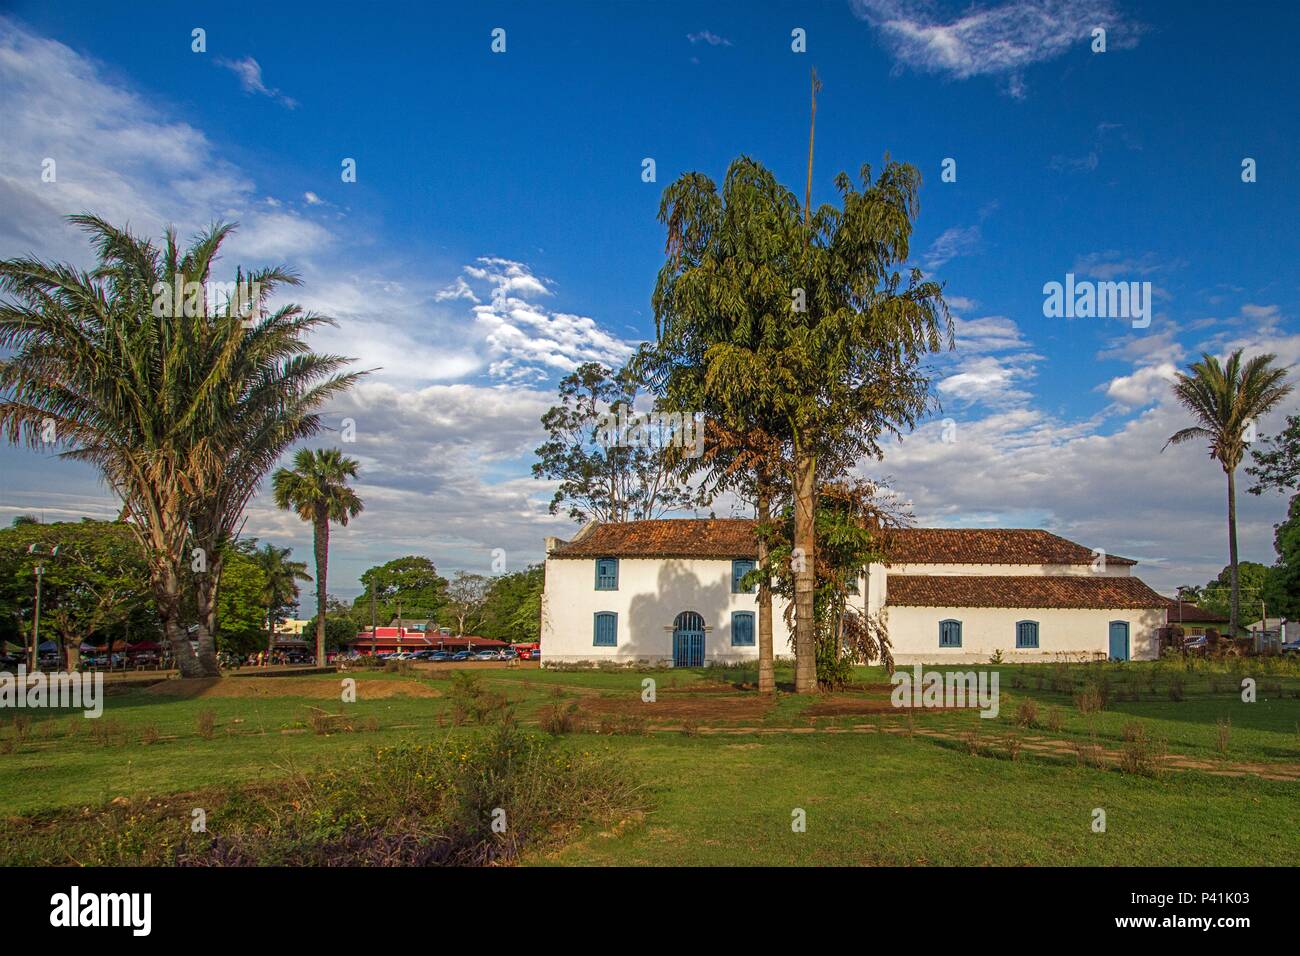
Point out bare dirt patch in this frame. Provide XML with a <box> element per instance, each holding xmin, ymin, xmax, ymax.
<box><xmin>578</xmin><ymin>694</ymin><xmax>772</xmax><ymax>724</ymax></box>
<box><xmin>143</xmin><ymin>677</ymin><xmax>441</xmax><ymax>700</ymax></box>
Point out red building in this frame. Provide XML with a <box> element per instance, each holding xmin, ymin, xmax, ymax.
<box><xmin>347</xmin><ymin>626</ymin><xmax>508</xmax><ymax>655</ymax></box>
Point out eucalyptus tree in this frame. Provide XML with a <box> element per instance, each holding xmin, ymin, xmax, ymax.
<box><xmin>1165</xmin><ymin>350</ymin><xmax>1292</xmax><ymax>633</ymax></box>
<box><xmin>532</xmin><ymin>362</ymin><xmax>695</xmax><ymax>523</ymax></box>
<box><xmin>0</xmin><ymin>215</ymin><xmax>359</xmax><ymax>677</ymax></box>
<box><xmin>648</xmin><ymin>157</ymin><xmax>949</xmax><ymax>693</ymax></box>
<box><xmin>272</xmin><ymin>448</ymin><xmax>364</xmax><ymax>666</ymax></box>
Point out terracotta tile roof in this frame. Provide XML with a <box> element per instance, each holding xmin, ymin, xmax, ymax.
<box><xmin>548</xmin><ymin>519</ymin><xmax>759</xmax><ymax>559</ymax></box>
<box><xmin>548</xmin><ymin>519</ymin><xmax>1138</xmax><ymax>566</ymax></box>
<box><xmin>886</xmin><ymin>574</ymin><xmax>1166</xmax><ymax>609</ymax></box>
<box><xmin>1162</xmin><ymin>599</ymin><xmax>1230</xmax><ymax>623</ymax></box>
<box><xmin>879</xmin><ymin>527</ymin><xmax>1136</xmax><ymax>566</ymax></box>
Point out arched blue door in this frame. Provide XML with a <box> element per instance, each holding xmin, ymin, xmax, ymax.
<box><xmin>1108</xmin><ymin>621</ymin><xmax>1130</xmax><ymax>661</ymax></box>
<box><xmin>673</xmin><ymin>611</ymin><xmax>705</xmax><ymax>667</ymax></box>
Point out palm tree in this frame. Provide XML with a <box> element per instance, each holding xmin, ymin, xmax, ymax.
<box><xmin>252</xmin><ymin>543</ymin><xmax>311</xmax><ymax>655</ymax></box>
<box><xmin>0</xmin><ymin>216</ymin><xmax>360</xmax><ymax>677</ymax></box>
<box><xmin>272</xmin><ymin>448</ymin><xmax>363</xmax><ymax>665</ymax></box>
<box><xmin>1165</xmin><ymin>350</ymin><xmax>1292</xmax><ymax>634</ymax></box>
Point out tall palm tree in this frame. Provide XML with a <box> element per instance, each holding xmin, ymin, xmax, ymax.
<box><xmin>1165</xmin><ymin>350</ymin><xmax>1292</xmax><ymax>634</ymax></box>
<box><xmin>252</xmin><ymin>542</ymin><xmax>311</xmax><ymax>655</ymax></box>
<box><xmin>0</xmin><ymin>215</ymin><xmax>360</xmax><ymax>677</ymax></box>
<box><xmin>272</xmin><ymin>448</ymin><xmax>363</xmax><ymax>665</ymax></box>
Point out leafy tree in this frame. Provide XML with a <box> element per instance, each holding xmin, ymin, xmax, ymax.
<box><xmin>480</xmin><ymin>566</ymin><xmax>544</xmax><ymax>642</ymax></box>
<box><xmin>215</xmin><ymin>547</ymin><xmax>268</xmax><ymax>655</ymax></box>
<box><xmin>0</xmin><ymin>519</ymin><xmax>154</xmax><ymax>661</ymax></box>
<box><xmin>1247</xmin><ymin>413</ymin><xmax>1300</xmax><ymax>496</ymax></box>
<box><xmin>644</xmin><ymin>157</ymin><xmax>949</xmax><ymax>692</ymax></box>
<box><xmin>250</xmin><ymin>541</ymin><xmax>311</xmax><ymax>652</ymax></box>
<box><xmin>356</xmin><ymin>556</ymin><xmax>448</xmax><ymax>627</ymax></box>
<box><xmin>1262</xmin><ymin>496</ymin><xmax>1300</xmax><ymax>622</ymax></box>
<box><xmin>1199</xmin><ymin>561</ymin><xmax>1270</xmax><ymax>626</ymax></box>
<box><xmin>272</xmin><ymin>448</ymin><xmax>364</xmax><ymax>666</ymax></box>
<box><xmin>0</xmin><ymin>216</ymin><xmax>360</xmax><ymax>676</ymax></box>
<box><xmin>532</xmin><ymin>362</ymin><xmax>694</xmax><ymax>523</ymax></box>
<box><xmin>443</xmin><ymin>571</ymin><xmax>491</xmax><ymax>636</ymax></box>
<box><xmin>1165</xmin><ymin>351</ymin><xmax>1292</xmax><ymax>633</ymax></box>
<box><xmin>643</xmin><ymin>158</ymin><xmax>829</xmax><ymax>694</ymax></box>
<box><xmin>305</xmin><ymin>596</ymin><xmax>358</xmax><ymax>653</ymax></box>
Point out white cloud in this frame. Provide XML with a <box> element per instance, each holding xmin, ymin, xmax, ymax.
<box><xmin>1102</xmin><ymin>362</ymin><xmax>1178</xmax><ymax>408</ymax></box>
<box><xmin>851</xmin><ymin>0</ymin><xmax>1140</xmax><ymax>93</ymax></box>
<box><xmin>924</xmin><ymin>224</ymin><xmax>981</xmax><ymax>270</ymax></box>
<box><xmin>216</xmin><ymin>56</ymin><xmax>298</xmax><ymax>108</ymax></box>
<box><xmin>687</xmin><ymin>31</ymin><xmax>733</xmax><ymax>47</ymax></box>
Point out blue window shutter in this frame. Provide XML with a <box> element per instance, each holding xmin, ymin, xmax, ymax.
<box><xmin>595</xmin><ymin>558</ymin><xmax>618</xmax><ymax>590</ymax></box>
<box><xmin>732</xmin><ymin>559</ymin><xmax>756</xmax><ymax>593</ymax></box>
<box><xmin>1016</xmin><ymin>621</ymin><xmax>1039</xmax><ymax>648</ymax></box>
<box><xmin>593</xmin><ymin>612</ymin><xmax>617</xmax><ymax>646</ymax></box>
<box><xmin>732</xmin><ymin>611</ymin><xmax>755</xmax><ymax>646</ymax></box>
<box><xmin>940</xmin><ymin>620</ymin><xmax>962</xmax><ymax>647</ymax></box>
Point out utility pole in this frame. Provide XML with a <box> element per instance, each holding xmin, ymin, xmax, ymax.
<box><xmin>805</xmin><ymin>67</ymin><xmax>821</xmax><ymax>224</ymax></box>
<box><xmin>27</xmin><ymin>544</ymin><xmax>59</xmax><ymax>672</ymax></box>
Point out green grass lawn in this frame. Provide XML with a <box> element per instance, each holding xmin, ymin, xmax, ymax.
<box><xmin>1</xmin><ymin>660</ymin><xmax>1297</xmax><ymax>865</ymax></box>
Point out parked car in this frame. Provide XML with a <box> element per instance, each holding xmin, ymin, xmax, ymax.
<box><xmin>1281</xmin><ymin>639</ymin><xmax>1300</xmax><ymax>657</ymax></box>
<box><xmin>472</xmin><ymin>650</ymin><xmax>499</xmax><ymax>661</ymax></box>
<box><xmin>429</xmin><ymin>651</ymin><xmax>453</xmax><ymax>661</ymax></box>
<box><xmin>450</xmin><ymin>650</ymin><xmax>475</xmax><ymax>661</ymax></box>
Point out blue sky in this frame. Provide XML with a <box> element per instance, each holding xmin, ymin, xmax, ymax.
<box><xmin>1</xmin><ymin>1</ymin><xmax>1298</xmax><ymax>610</ymax></box>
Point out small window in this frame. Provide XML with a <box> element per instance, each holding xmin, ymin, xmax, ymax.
<box><xmin>1016</xmin><ymin>620</ymin><xmax>1039</xmax><ymax>649</ymax></box>
<box><xmin>593</xmin><ymin>612</ymin><xmax>618</xmax><ymax>647</ymax></box>
<box><xmin>731</xmin><ymin>559</ymin><xmax>756</xmax><ymax>594</ymax></box>
<box><xmin>731</xmin><ymin>611</ymin><xmax>756</xmax><ymax>647</ymax></box>
<box><xmin>939</xmin><ymin>619</ymin><xmax>962</xmax><ymax>648</ymax></box>
<box><xmin>594</xmin><ymin>557</ymin><xmax>619</xmax><ymax>591</ymax></box>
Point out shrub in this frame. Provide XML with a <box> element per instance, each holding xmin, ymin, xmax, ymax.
<box><xmin>1043</xmin><ymin>707</ymin><xmax>1063</xmax><ymax>733</ymax></box>
<box><xmin>1074</xmin><ymin>739</ymin><xmax>1105</xmax><ymax>768</ymax></box>
<box><xmin>1167</xmin><ymin>674</ymin><xmax>1186</xmax><ymax>702</ymax></box>
<box><xmin>1118</xmin><ymin>724</ymin><xmax>1166</xmax><ymax>777</ymax></box>
<box><xmin>0</xmin><ymin>724</ymin><xmax>649</xmax><ymax>867</ymax></box>
<box><xmin>1003</xmin><ymin>735</ymin><xmax>1022</xmax><ymax>761</ymax></box>
<box><xmin>447</xmin><ymin>671</ymin><xmax>510</xmax><ymax>726</ymax></box>
<box><xmin>1215</xmin><ymin>717</ymin><xmax>1231</xmax><ymax>756</ymax></box>
<box><xmin>681</xmin><ymin>718</ymin><xmax>701</xmax><ymax>737</ymax></box>
<box><xmin>1014</xmin><ymin>699</ymin><xmax>1039</xmax><ymax>728</ymax></box>
<box><xmin>196</xmin><ymin>710</ymin><xmax>216</xmax><ymax>740</ymax></box>
<box><xmin>1073</xmin><ymin>684</ymin><xmax>1105</xmax><ymax>715</ymax></box>
<box><xmin>11</xmin><ymin>714</ymin><xmax>31</xmax><ymax>741</ymax></box>
<box><xmin>989</xmin><ymin>649</ymin><xmax>1004</xmax><ymax>664</ymax></box>
<box><xmin>538</xmin><ymin>701</ymin><xmax>578</xmax><ymax>736</ymax></box>
<box><xmin>139</xmin><ymin>723</ymin><xmax>161</xmax><ymax>746</ymax></box>
<box><xmin>90</xmin><ymin>718</ymin><xmax>128</xmax><ymax>746</ymax></box>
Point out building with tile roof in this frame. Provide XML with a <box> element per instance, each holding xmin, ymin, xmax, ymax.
<box><xmin>542</xmin><ymin>518</ymin><xmax>1169</xmax><ymax>665</ymax></box>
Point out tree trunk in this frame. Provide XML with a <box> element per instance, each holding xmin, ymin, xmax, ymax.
<box><xmin>155</xmin><ymin>567</ymin><xmax>204</xmax><ymax>678</ymax></box>
<box><xmin>756</xmin><ymin>480</ymin><xmax>775</xmax><ymax>695</ymax></box>
<box><xmin>1227</xmin><ymin>466</ymin><xmax>1240</xmax><ymax>636</ymax></box>
<box><xmin>314</xmin><ymin>511</ymin><xmax>329</xmax><ymax>667</ymax></box>
<box><xmin>792</xmin><ymin>448</ymin><xmax>817</xmax><ymax>694</ymax></box>
<box><xmin>192</xmin><ymin>553</ymin><xmax>222</xmax><ymax>677</ymax></box>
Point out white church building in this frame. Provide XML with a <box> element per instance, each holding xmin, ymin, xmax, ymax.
<box><xmin>540</xmin><ymin>519</ymin><xmax>1168</xmax><ymax>666</ymax></box>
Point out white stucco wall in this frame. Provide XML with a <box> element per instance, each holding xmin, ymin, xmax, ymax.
<box><xmin>883</xmin><ymin>605</ymin><xmax>1164</xmax><ymax>664</ymax></box>
<box><xmin>541</xmin><ymin>556</ymin><xmax>795</xmax><ymax>664</ymax></box>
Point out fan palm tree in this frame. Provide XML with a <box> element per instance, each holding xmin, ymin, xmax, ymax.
<box><xmin>252</xmin><ymin>543</ymin><xmax>311</xmax><ymax>655</ymax></box>
<box><xmin>1165</xmin><ymin>350</ymin><xmax>1292</xmax><ymax>634</ymax></box>
<box><xmin>272</xmin><ymin>448</ymin><xmax>363</xmax><ymax>665</ymax></box>
<box><xmin>0</xmin><ymin>215</ymin><xmax>361</xmax><ymax>677</ymax></box>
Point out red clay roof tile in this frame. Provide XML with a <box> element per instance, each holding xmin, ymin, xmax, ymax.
<box><xmin>886</xmin><ymin>574</ymin><xmax>1166</xmax><ymax>609</ymax></box>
